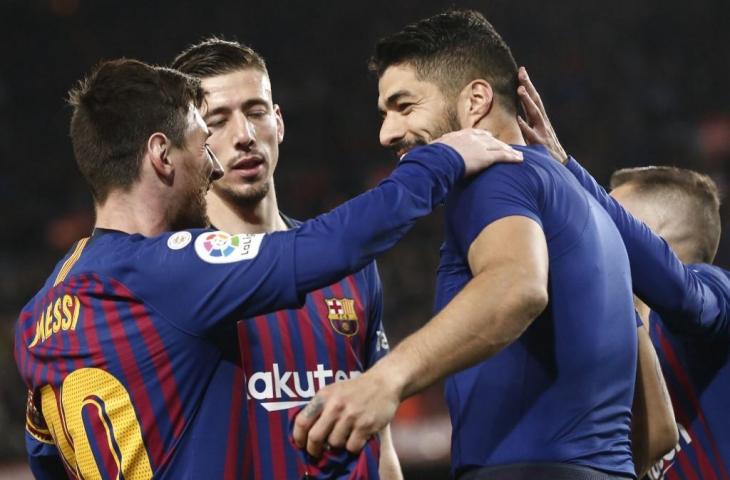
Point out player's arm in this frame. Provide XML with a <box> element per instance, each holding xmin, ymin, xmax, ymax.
<box><xmin>378</xmin><ymin>424</ymin><xmax>403</xmax><ymax>480</ymax></box>
<box><xmin>292</xmin><ymin>213</ymin><xmax>549</xmax><ymax>456</ymax></box>
<box><xmin>291</xmin><ymin>131</ymin><xmax>520</xmax><ymax>297</ymax></box>
<box><xmin>24</xmin><ymin>391</ymin><xmax>67</xmax><ymax>479</ymax></box>
<box><xmin>631</xmin><ymin>307</ymin><xmax>678</xmax><ymax>478</ymax></box>
<box><xmin>516</xmin><ymin>67</ymin><xmax>730</xmax><ymax>341</ymax></box>
<box><xmin>155</xmin><ymin>131</ymin><xmax>522</xmax><ymax>333</ymax></box>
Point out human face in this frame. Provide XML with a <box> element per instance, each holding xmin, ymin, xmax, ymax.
<box><xmin>168</xmin><ymin>107</ymin><xmax>224</xmax><ymax>230</ymax></box>
<box><xmin>377</xmin><ymin>64</ymin><xmax>461</xmax><ymax>157</ymax></box>
<box><xmin>201</xmin><ymin>68</ymin><xmax>284</xmax><ymax>206</ymax></box>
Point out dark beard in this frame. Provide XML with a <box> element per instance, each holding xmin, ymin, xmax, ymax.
<box><xmin>389</xmin><ymin>105</ymin><xmax>462</xmax><ymax>157</ymax></box>
<box><xmin>168</xmin><ymin>177</ymin><xmax>210</xmax><ymax>231</ymax></box>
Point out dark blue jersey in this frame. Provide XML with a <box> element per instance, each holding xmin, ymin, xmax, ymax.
<box><xmin>17</xmin><ymin>144</ymin><xmax>462</xmax><ymax>479</ymax></box>
<box><xmin>435</xmin><ymin>145</ymin><xmax>637</xmax><ymax>477</ymax></box>
<box><xmin>565</xmin><ymin>158</ymin><xmax>730</xmax><ymax>480</ymax></box>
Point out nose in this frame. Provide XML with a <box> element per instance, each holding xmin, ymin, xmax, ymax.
<box><xmin>233</xmin><ymin>111</ymin><xmax>255</xmax><ymax>150</ymax></box>
<box><xmin>206</xmin><ymin>145</ymin><xmax>224</xmax><ymax>181</ymax></box>
<box><xmin>379</xmin><ymin>113</ymin><xmax>405</xmax><ymax>148</ymax></box>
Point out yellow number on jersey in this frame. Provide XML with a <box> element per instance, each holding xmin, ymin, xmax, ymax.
<box><xmin>41</xmin><ymin>368</ymin><xmax>153</xmax><ymax>479</ymax></box>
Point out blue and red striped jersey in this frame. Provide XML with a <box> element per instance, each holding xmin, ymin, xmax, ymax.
<box><xmin>647</xmin><ymin>287</ymin><xmax>730</xmax><ymax>479</ymax></box>
<box><xmin>15</xmin><ymin>143</ymin><xmax>466</xmax><ymax>479</ymax></box>
<box><xmin>238</xmin><ymin>261</ymin><xmax>388</xmax><ymax>479</ymax></box>
<box><xmin>565</xmin><ymin>158</ymin><xmax>730</xmax><ymax>480</ymax></box>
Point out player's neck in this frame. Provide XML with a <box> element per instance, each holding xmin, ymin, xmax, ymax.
<box><xmin>94</xmin><ymin>189</ymin><xmax>171</xmax><ymax>237</ymax></box>
<box><xmin>206</xmin><ymin>186</ymin><xmax>287</xmax><ymax>234</ymax></box>
<box><xmin>474</xmin><ymin>113</ymin><xmax>525</xmax><ymax>146</ymax></box>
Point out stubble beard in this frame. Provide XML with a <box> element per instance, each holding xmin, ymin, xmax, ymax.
<box><xmin>389</xmin><ymin>104</ymin><xmax>462</xmax><ymax>157</ymax></box>
<box><xmin>213</xmin><ymin>177</ymin><xmax>271</xmax><ymax>208</ymax></box>
<box><xmin>168</xmin><ymin>172</ymin><xmax>211</xmax><ymax>231</ymax></box>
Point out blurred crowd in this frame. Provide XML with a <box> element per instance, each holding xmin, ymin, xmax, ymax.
<box><xmin>1</xmin><ymin>0</ymin><xmax>728</xmax><ymax>474</ymax></box>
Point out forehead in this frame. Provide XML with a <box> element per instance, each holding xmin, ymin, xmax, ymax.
<box><xmin>200</xmin><ymin>68</ymin><xmax>272</xmax><ymax>111</ymax></box>
<box><xmin>185</xmin><ymin>104</ymin><xmax>209</xmax><ymax>137</ymax></box>
<box><xmin>377</xmin><ymin>64</ymin><xmax>441</xmax><ymax>108</ymax></box>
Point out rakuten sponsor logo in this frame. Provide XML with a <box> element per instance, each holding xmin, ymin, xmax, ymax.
<box><xmin>247</xmin><ymin>363</ymin><xmax>362</xmax><ymax>412</ymax></box>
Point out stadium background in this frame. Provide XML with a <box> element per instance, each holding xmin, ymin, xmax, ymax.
<box><xmin>1</xmin><ymin>0</ymin><xmax>729</xmax><ymax>477</ymax></box>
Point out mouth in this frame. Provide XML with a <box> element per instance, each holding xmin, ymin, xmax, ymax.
<box><xmin>392</xmin><ymin>139</ymin><xmax>427</xmax><ymax>159</ymax></box>
<box><xmin>230</xmin><ymin>155</ymin><xmax>265</xmax><ymax>179</ymax></box>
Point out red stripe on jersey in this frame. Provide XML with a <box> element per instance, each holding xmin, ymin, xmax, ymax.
<box><xmin>110</xmin><ymin>280</ymin><xmax>186</xmax><ymax>446</ymax></box>
<box><xmin>329</xmin><ymin>282</ymin><xmax>360</xmax><ymax>378</ymax></box>
<box><xmin>294</xmin><ymin>303</ymin><xmax>321</xmax><ymax>479</ymax></box>
<box><xmin>223</xmin><ymin>365</ymin><xmax>245</xmax><ymax>480</ymax></box>
<box><xmin>80</xmin><ymin>275</ymin><xmax>104</xmax><ymax>366</ymax></box>
<box><xmin>15</xmin><ymin>311</ymin><xmax>31</xmax><ymax>387</ymax></box>
<box><xmin>669</xmin><ymin>451</ymin><xmax>702</xmax><ymax>480</ymax></box>
<box><xmin>295</xmin><ymin>301</ymin><xmax>319</xmax><ymax>373</ymax></box>
<box><xmin>237</xmin><ymin>322</ymin><xmax>260</xmax><ymax>480</ymax></box>
<box><xmin>254</xmin><ymin>315</ymin><xmax>288</xmax><ymax>480</ymax></box>
<box><xmin>344</xmin><ymin>275</ymin><xmax>368</xmax><ymax>359</ymax></box>
<box><xmin>655</xmin><ymin>326</ymin><xmax>728</xmax><ymax>480</ymax></box>
<box><xmin>310</xmin><ymin>290</ymin><xmax>340</xmax><ymax>380</ymax></box>
<box><xmin>82</xmin><ymin>399</ymin><xmax>120</xmax><ymax>478</ymax></box>
<box><xmin>31</xmin><ymin>287</ymin><xmax>59</xmax><ymax>387</ymax></box>
<box><xmin>65</xmin><ymin>277</ymin><xmax>86</xmax><ymax>373</ymax></box>
<box><xmin>95</xmin><ymin>274</ymin><xmax>165</xmax><ymax>468</ymax></box>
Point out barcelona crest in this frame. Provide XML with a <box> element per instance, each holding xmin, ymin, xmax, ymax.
<box><xmin>325</xmin><ymin>298</ymin><xmax>359</xmax><ymax>336</ymax></box>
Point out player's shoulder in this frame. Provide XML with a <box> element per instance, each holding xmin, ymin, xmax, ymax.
<box><xmin>69</xmin><ymin>228</ymin><xmax>239</xmax><ymax>281</ymax></box>
<box><xmin>465</xmin><ymin>145</ymin><xmax>552</xmax><ymax>188</ymax></box>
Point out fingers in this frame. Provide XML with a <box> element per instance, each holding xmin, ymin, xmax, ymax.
<box><xmin>345</xmin><ymin>427</ymin><xmax>371</xmax><ymax>454</ymax></box>
<box><xmin>518</xmin><ymin>66</ymin><xmax>546</xmax><ymax>115</ymax></box>
<box><xmin>517</xmin><ymin>115</ymin><xmax>541</xmax><ymax>145</ymax></box>
<box><xmin>518</xmin><ymin>85</ymin><xmax>546</xmax><ymax>131</ymax></box>
<box><xmin>326</xmin><ymin>413</ymin><xmax>354</xmax><ymax>449</ymax></box>
<box><xmin>292</xmin><ymin>395</ymin><xmax>325</xmax><ymax>449</ymax></box>
<box><xmin>305</xmin><ymin>410</ymin><xmax>337</xmax><ymax>457</ymax></box>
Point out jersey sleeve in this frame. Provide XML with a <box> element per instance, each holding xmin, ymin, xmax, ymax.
<box><xmin>447</xmin><ymin>162</ymin><xmax>543</xmax><ymax>256</ymax></box>
<box><xmin>566</xmin><ymin>157</ymin><xmax>730</xmax><ymax>341</ymax></box>
<box><xmin>140</xmin><ymin>143</ymin><xmax>464</xmax><ymax>336</ymax></box>
<box><xmin>362</xmin><ymin>261</ymin><xmax>389</xmax><ymax>368</ymax></box>
<box><xmin>25</xmin><ymin>390</ymin><xmax>66</xmax><ymax>479</ymax></box>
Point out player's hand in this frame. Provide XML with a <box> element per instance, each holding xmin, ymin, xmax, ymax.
<box><xmin>516</xmin><ymin>67</ymin><xmax>569</xmax><ymax>165</ymax></box>
<box><xmin>292</xmin><ymin>370</ymin><xmax>400</xmax><ymax>457</ymax></box>
<box><xmin>433</xmin><ymin>128</ymin><xmax>523</xmax><ymax>177</ymax></box>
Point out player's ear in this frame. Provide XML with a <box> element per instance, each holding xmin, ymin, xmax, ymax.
<box><xmin>148</xmin><ymin>132</ymin><xmax>175</xmax><ymax>184</ymax></box>
<box><xmin>459</xmin><ymin>79</ymin><xmax>494</xmax><ymax>128</ymax></box>
<box><xmin>274</xmin><ymin>104</ymin><xmax>285</xmax><ymax>144</ymax></box>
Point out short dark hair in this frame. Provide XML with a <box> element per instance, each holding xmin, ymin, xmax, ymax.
<box><xmin>369</xmin><ymin>9</ymin><xmax>519</xmax><ymax>113</ymax></box>
<box><xmin>171</xmin><ymin>36</ymin><xmax>267</xmax><ymax>78</ymax></box>
<box><xmin>610</xmin><ymin>166</ymin><xmax>722</xmax><ymax>263</ymax></box>
<box><xmin>68</xmin><ymin>58</ymin><xmax>203</xmax><ymax>203</ymax></box>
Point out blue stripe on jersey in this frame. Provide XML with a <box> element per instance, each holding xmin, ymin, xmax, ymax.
<box><xmin>249</xmin><ymin>317</ymin><xmax>277</xmax><ymax>479</ymax></box>
<box><xmin>270</xmin><ymin>311</ymin><xmax>303</xmax><ymax>480</ymax></box>
<box><xmin>112</xmin><ymin>293</ymin><xmax>176</xmax><ymax>447</ymax></box>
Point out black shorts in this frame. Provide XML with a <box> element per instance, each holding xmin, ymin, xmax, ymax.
<box><xmin>456</xmin><ymin>463</ymin><xmax>635</xmax><ymax>480</ymax></box>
